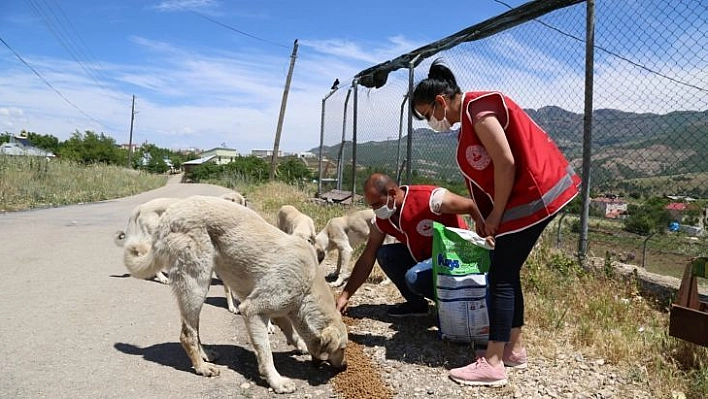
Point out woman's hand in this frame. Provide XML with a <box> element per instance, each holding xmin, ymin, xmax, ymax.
<box><xmin>483</xmin><ymin>211</ymin><xmax>502</xmax><ymax>237</ymax></box>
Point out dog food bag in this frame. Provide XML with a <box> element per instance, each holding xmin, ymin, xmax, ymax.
<box><xmin>432</xmin><ymin>222</ymin><xmax>493</xmax><ymax>344</ymax></box>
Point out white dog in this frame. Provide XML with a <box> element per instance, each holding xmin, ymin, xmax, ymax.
<box><xmin>276</xmin><ymin>205</ymin><xmax>325</xmax><ymax>263</ymax></box>
<box><xmin>315</xmin><ymin>208</ymin><xmax>375</xmax><ymax>287</ymax></box>
<box><xmin>115</xmin><ymin>194</ymin><xmax>245</xmax><ymax>314</ymax></box>
<box><xmin>121</xmin><ymin>196</ymin><xmax>348</xmax><ymax>394</ymax></box>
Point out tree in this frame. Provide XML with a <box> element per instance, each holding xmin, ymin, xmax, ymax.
<box><xmin>623</xmin><ymin>197</ymin><xmax>671</xmax><ymax>235</ymax></box>
<box><xmin>57</xmin><ymin>130</ymin><xmax>122</xmax><ymax>165</ymax></box>
<box><xmin>277</xmin><ymin>157</ymin><xmax>312</xmax><ymax>183</ymax></box>
<box><xmin>26</xmin><ymin>131</ymin><xmax>60</xmax><ymax>153</ymax></box>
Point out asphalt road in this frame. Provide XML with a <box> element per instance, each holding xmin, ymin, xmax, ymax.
<box><xmin>0</xmin><ymin>175</ymin><xmax>337</xmax><ymax>398</ymax></box>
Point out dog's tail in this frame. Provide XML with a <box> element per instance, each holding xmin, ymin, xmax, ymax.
<box><xmin>122</xmin><ymin>235</ymin><xmax>164</xmax><ymax>280</ymax></box>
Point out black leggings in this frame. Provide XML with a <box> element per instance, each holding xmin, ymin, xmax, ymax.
<box><xmin>487</xmin><ymin>217</ymin><xmax>553</xmax><ymax>342</ymax></box>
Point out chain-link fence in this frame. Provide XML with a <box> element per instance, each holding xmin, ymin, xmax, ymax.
<box><xmin>317</xmin><ymin>0</ymin><xmax>708</xmax><ymax>280</ymax></box>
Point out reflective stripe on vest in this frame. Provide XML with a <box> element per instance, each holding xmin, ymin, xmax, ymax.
<box><xmin>502</xmin><ymin>165</ymin><xmax>578</xmax><ymax>224</ymax></box>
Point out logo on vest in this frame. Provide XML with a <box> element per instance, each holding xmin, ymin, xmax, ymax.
<box><xmin>466</xmin><ymin>145</ymin><xmax>491</xmax><ymax>170</ymax></box>
<box><xmin>416</xmin><ymin>219</ymin><xmax>433</xmax><ymax>237</ymax></box>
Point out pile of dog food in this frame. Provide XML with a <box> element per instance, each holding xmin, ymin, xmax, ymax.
<box><xmin>331</xmin><ymin>316</ymin><xmax>394</xmax><ymax>399</ymax></box>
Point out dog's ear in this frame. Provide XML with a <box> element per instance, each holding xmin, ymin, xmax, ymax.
<box><xmin>315</xmin><ymin>244</ymin><xmax>326</xmax><ymax>263</ymax></box>
<box><xmin>315</xmin><ymin>325</ymin><xmax>341</xmax><ymax>359</ymax></box>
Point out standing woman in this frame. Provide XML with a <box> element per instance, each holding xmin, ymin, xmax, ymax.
<box><xmin>412</xmin><ymin>59</ymin><xmax>581</xmax><ymax>387</ymax></box>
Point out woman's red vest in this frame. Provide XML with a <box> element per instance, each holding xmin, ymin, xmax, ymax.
<box><xmin>457</xmin><ymin>91</ymin><xmax>581</xmax><ymax>236</ymax></box>
<box><xmin>375</xmin><ymin>185</ymin><xmax>468</xmax><ymax>262</ymax></box>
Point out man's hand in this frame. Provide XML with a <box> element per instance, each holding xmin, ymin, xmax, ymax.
<box><xmin>335</xmin><ymin>294</ymin><xmax>349</xmax><ymax>315</ymax></box>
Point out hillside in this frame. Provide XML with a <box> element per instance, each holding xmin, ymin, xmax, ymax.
<box><xmin>314</xmin><ymin>107</ymin><xmax>708</xmax><ymax>194</ymax></box>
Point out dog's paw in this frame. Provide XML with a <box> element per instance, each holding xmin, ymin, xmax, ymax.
<box><xmin>268</xmin><ymin>376</ymin><xmax>296</xmax><ymax>394</ymax></box>
<box><xmin>267</xmin><ymin>320</ymin><xmax>276</xmax><ymax>334</ymax></box>
<box><xmin>328</xmin><ymin>278</ymin><xmax>345</xmax><ymax>288</ymax></box>
<box><xmin>194</xmin><ymin>362</ymin><xmax>221</xmax><ymax>377</ymax></box>
<box><xmin>227</xmin><ymin>304</ymin><xmax>240</xmax><ymax>314</ymax></box>
<box><xmin>154</xmin><ymin>273</ymin><xmax>170</xmax><ymax>284</ymax></box>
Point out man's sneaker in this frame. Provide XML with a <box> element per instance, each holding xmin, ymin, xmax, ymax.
<box><xmin>474</xmin><ymin>346</ymin><xmax>528</xmax><ymax>369</ymax></box>
<box><xmin>449</xmin><ymin>358</ymin><xmax>508</xmax><ymax>387</ymax></box>
<box><xmin>386</xmin><ymin>301</ymin><xmax>429</xmax><ymax>318</ymax></box>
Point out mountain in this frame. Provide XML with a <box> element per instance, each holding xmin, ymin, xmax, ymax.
<box><xmin>312</xmin><ymin>107</ymin><xmax>708</xmax><ymax>192</ymax></box>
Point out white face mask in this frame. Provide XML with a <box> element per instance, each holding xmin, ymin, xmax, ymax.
<box><xmin>374</xmin><ymin>195</ymin><xmax>397</xmax><ymax>219</ymax></box>
<box><xmin>427</xmin><ymin>104</ymin><xmax>452</xmax><ymax>132</ymax></box>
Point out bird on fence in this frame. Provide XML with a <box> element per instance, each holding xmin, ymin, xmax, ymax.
<box><xmin>331</xmin><ymin>78</ymin><xmax>339</xmax><ymax>90</ymax></box>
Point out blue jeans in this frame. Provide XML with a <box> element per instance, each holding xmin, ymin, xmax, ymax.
<box><xmin>376</xmin><ymin>243</ymin><xmax>433</xmax><ymax>304</ymax></box>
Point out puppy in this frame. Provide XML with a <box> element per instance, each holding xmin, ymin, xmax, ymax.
<box><xmin>315</xmin><ymin>208</ymin><xmax>375</xmax><ymax>287</ymax></box>
<box><xmin>115</xmin><ymin>195</ymin><xmax>244</xmax><ymax>314</ymax></box>
<box><xmin>121</xmin><ymin>196</ymin><xmax>348</xmax><ymax>394</ymax></box>
<box><xmin>276</xmin><ymin>204</ymin><xmax>325</xmax><ymax>263</ymax></box>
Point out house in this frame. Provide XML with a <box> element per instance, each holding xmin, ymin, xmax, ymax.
<box><xmin>665</xmin><ymin>202</ymin><xmax>689</xmax><ymax>222</ymax></box>
<box><xmin>251</xmin><ymin>149</ymin><xmax>282</xmax><ymax>158</ymax></box>
<box><xmin>181</xmin><ymin>155</ymin><xmax>217</xmax><ymax>182</ymax></box>
<box><xmin>200</xmin><ymin>147</ymin><xmax>240</xmax><ymax>165</ymax></box>
<box><xmin>590</xmin><ymin>197</ymin><xmax>628</xmax><ymax>218</ymax></box>
<box><xmin>0</xmin><ymin>134</ymin><xmax>55</xmax><ymax>158</ymax></box>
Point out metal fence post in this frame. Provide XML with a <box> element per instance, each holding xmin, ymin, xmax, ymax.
<box><xmin>317</xmin><ymin>87</ymin><xmax>338</xmax><ymax>197</ymax></box>
<box><xmin>336</xmin><ymin>87</ymin><xmax>352</xmax><ymax>191</ymax></box>
<box><xmin>396</xmin><ymin>94</ymin><xmax>408</xmax><ymax>185</ymax></box>
<box><xmin>578</xmin><ymin>0</ymin><xmax>595</xmax><ymax>265</ymax></box>
<box><xmin>351</xmin><ymin>79</ymin><xmax>359</xmax><ymax>201</ymax></box>
<box><xmin>406</xmin><ymin>56</ymin><xmax>420</xmax><ymax>184</ymax></box>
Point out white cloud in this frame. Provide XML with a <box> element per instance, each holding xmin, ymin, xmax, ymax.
<box><xmin>152</xmin><ymin>0</ymin><xmax>219</xmax><ymax>12</ymax></box>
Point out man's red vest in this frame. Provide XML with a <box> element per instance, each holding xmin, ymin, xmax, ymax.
<box><xmin>457</xmin><ymin>91</ymin><xmax>581</xmax><ymax>236</ymax></box>
<box><xmin>375</xmin><ymin>185</ymin><xmax>468</xmax><ymax>262</ymax></box>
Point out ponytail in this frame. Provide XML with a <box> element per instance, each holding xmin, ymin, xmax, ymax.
<box><xmin>411</xmin><ymin>58</ymin><xmax>462</xmax><ymax>120</ymax></box>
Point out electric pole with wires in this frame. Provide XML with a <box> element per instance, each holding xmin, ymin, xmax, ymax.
<box><xmin>127</xmin><ymin>95</ymin><xmax>136</xmax><ymax>168</ymax></box>
<box><xmin>269</xmin><ymin>39</ymin><xmax>299</xmax><ymax>181</ymax></box>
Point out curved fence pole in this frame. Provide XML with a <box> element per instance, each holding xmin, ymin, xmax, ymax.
<box><xmin>642</xmin><ymin>233</ymin><xmax>655</xmax><ymax>268</ymax></box>
<box><xmin>556</xmin><ymin>211</ymin><xmax>568</xmax><ymax>248</ymax></box>
<box><xmin>317</xmin><ymin>87</ymin><xmax>338</xmax><ymax>197</ymax></box>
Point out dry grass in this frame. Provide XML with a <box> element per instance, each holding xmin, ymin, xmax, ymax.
<box><xmin>523</xmin><ymin>235</ymin><xmax>708</xmax><ymax>398</ymax></box>
<box><xmin>0</xmin><ymin>155</ymin><xmax>166</xmax><ymax>211</ymax></box>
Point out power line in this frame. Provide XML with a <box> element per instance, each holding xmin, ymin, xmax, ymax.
<box><xmin>26</xmin><ymin>0</ymin><xmax>112</xmax><ymax>93</ymax></box>
<box><xmin>493</xmin><ymin>0</ymin><xmax>707</xmax><ymax>94</ymax></box>
<box><xmin>188</xmin><ymin>10</ymin><xmax>290</xmax><ymax>49</ymax></box>
<box><xmin>0</xmin><ymin>35</ymin><xmax>111</xmax><ymax>129</ymax></box>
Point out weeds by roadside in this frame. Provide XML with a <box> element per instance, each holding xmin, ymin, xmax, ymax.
<box><xmin>0</xmin><ymin>155</ymin><xmax>166</xmax><ymax>212</ymax></box>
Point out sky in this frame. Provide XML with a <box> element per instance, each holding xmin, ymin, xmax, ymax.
<box><xmin>0</xmin><ymin>0</ymin><xmax>529</xmax><ymax>154</ymax></box>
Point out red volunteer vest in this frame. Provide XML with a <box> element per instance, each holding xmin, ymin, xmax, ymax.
<box><xmin>375</xmin><ymin>185</ymin><xmax>468</xmax><ymax>262</ymax></box>
<box><xmin>457</xmin><ymin>91</ymin><xmax>581</xmax><ymax>236</ymax></box>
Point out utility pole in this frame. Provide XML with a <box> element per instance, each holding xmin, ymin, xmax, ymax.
<box><xmin>127</xmin><ymin>95</ymin><xmax>136</xmax><ymax>168</ymax></box>
<box><xmin>270</xmin><ymin>39</ymin><xmax>299</xmax><ymax>181</ymax></box>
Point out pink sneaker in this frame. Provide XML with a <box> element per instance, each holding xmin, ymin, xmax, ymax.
<box><xmin>449</xmin><ymin>358</ymin><xmax>508</xmax><ymax>387</ymax></box>
<box><xmin>474</xmin><ymin>346</ymin><xmax>528</xmax><ymax>369</ymax></box>
<box><xmin>503</xmin><ymin>346</ymin><xmax>528</xmax><ymax>369</ymax></box>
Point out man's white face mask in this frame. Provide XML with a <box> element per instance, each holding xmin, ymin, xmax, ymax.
<box><xmin>374</xmin><ymin>195</ymin><xmax>396</xmax><ymax>219</ymax></box>
<box><xmin>427</xmin><ymin>101</ymin><xmax>452</xmax><ymax>132</ymax></box>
